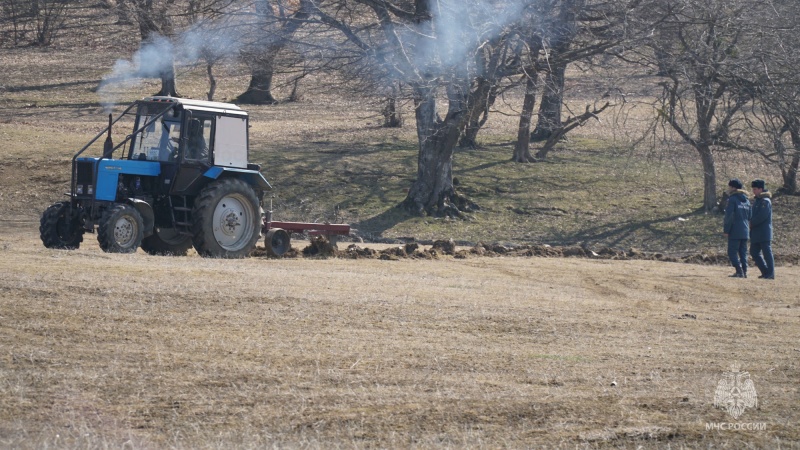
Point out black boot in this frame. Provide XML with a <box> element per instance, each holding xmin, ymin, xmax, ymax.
<box><xmin>729</xmin><ymin>266</ymin><xmax>745</xmax><ymax>278</ymax></box>
<box><xmin>742</xmin><ymin>265</ymin><xmax>747</xmax><ymax>279</ymax></box>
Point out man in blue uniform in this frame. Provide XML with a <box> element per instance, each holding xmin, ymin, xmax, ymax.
<box><xmin>723</xmin><ymin>179</ymin><xmax>751</xmax><ymax>278</ymax></box>
<box><xmin>749</xmin><ymin>179</ymin><xmax>774</xmax><ymax>279</ymax></box>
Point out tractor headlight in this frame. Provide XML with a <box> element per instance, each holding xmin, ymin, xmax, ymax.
<box><xmin>76</xmin><ymin>185</ymin><xmax>83</xmax><ymax>195</ymax></box>
<box><xmin>87</xmin><ymin>185</ymin><xmax>94</xmax><ymax>195</ymax></box>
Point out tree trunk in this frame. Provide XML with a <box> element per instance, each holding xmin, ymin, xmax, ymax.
<box><xmin>111</xmin><ymin>0</ymin><xmax>133</xmax><ymax>25</ymax></box>
<box><xmin>156</xmin><ymin>59</ymin><xmax>180</xmax><ymax>97</ymax></box>
<box><xmin>652</xmin><ymin>25</ymin><xmax>677</xmax><ymax>76</ymax></box>
<box><xmin>513</xmin><ymin>75</ymin><xmax>538</xmax><ymax>162</ymax></box>
<box><xmin>692</xmin><ymin>84</ymin><xmax>718</xmax><ymax>211</ymax></box>
<box><xmin>206</xmin><ymin>62</ymin><xmax>216</xmax><ymax>101</ymax></box>
<box><xmin>402</xmin><ymin>85</ymin><xmax>474</xmax><ymax>216</ymax></box>
<box><xmin>458</xmin><ymin>117</ymin><xmax>481</xmax><ymax>149</ymax></box>
<box><xmin>783</xmin><ymin>128</ymin><xmax>800</xmax><ymax>194</ymax></box>
<box><xmin>235</xmin><ymin>60</ymin><xmax>277</xmax><ymax>104</ymax></box>
<box><xmin>531</xmin><ymin>61</ymin><xmax>566</xmax><ymax>142</ymax></box>
<box><xmin>382</xmin><ymin>95</ymin><xmax>402</xmax><ymax>127</ymax></box>
<box><xmin>235</xmin><ymin>0</ymin><xmax>310</xmax><ymax>105</ymax></box>
<box><xmin>457</xmin><ymin>78</ymin><xmax>495</xmax><ymax>148</ymax></box>
<box><xmin>784</xmin><ymin>154</ymin><xmax>800</xmax><ymax>195</ymax></box>
<box><xmin>535</xmin><ymin>103</ymin><xmax>610</xmax><ymax>160</ymax></box>
<box><xmin>699</xmin><ymin>144</ymin><xmax>718</xmax><ymax>211</ymax></box>
<box><xmin>288</xmin><ymin>76</ymin><xmax>303</xmax><ymax>102</ymax></box>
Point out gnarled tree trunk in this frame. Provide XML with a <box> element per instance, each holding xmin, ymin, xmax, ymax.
<box><xmin>531</xmin><ymin>62</ymin><xmax>565</xmax><ymax>142</ymax></box>
<box><xmin>513</xmin><ymin>75</ymin><xmax>538</xmax><ymax>162</ymax></box>
<box><xmin>402</xmin><ymin>85</ymin><xmax>476</xmax><ymax>216</ymax></box>
<box><xmin>157</xmin><ymin>58</ymin><xmax>180</xmax><ymax>97</ymax></box>
<box><xmin>382</xmin><ymin>83</ymin><xmax>402</xmax><ymax>127</ymax></box>
<box><xmin>783</xmin><ymin>127</ymin><xmax>800</xmax><ymax>194</ymax></box>
<box><xmin>236</xmin><ymin>59</ymin><xmax>278</xmax><ymax>104</ymax></box>
<box><xmin>132</xmin><ymin>0</ymin><xmax>179</xmax><ymax>97</ymax></box>
<box><xmin>458</xmin><ymin>77</ymin><xmax>495</xmax><ymax>148</ymax></box>
<box><xmin>236</xmin><ymin>0</ymin><xmax>309</xmax><ymax>104</ymax></box>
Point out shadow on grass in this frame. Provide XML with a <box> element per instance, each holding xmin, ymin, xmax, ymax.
<box><xmin>353</xmin><ymin>206</ymin><xmax>415</xmax><ymax>238</ymax></box>
<box><xmin>11</xmin><ymin>103</ymin><xmax>105</xmax><ymax>115</ymax></box>
<box><xmin>547</xmin><ymin>209</ymin><xmax>719</xmax><ymax>250</ymax></box>
<box><xmin>3</xmin><ymin>80</ymin><xmax>101</xmax><ymax>93</ymax></box>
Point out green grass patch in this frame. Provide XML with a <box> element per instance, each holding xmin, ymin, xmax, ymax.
<box><xmin>251</xmin><ymin>133</ymin><xmax>727</xmax><ymax>253</ymax></box>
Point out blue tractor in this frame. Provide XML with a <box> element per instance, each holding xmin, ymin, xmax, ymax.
<box><xmin>40</xmin><ymin>96</ymin><xmax>271</xmax><ymax>258</ymax></box>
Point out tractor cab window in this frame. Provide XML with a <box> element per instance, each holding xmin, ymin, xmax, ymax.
<box><xmin>130</xmin><ymin>116</ymin><xmax>181</xmax><ymax>162</ymax></box>
<box><xmin>184</xmin><ymin>117</ymin><xmax>213</xmax><ymax>163</ymax></box>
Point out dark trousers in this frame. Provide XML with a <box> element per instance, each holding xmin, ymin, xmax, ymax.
<box><xmin>750</xmin><ymin>240</ymin><xmax>774</xmax><ymax>276</ymax></box>
<box><xmin>728</xmin><ymin>239</ymin><xmax>748</xmax><ymax>269</ymax></box>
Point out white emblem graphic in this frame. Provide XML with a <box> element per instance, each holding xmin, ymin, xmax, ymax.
<box><xmin>713</xmin><ymin>363</ymin><xmax>758</xmax><ymax>419</ymax></box>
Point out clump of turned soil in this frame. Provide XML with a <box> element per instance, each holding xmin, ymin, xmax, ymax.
<box><xmin>252</xmin><ymin>238</ymin><xmax>800</xmax><ymax>266</ymax></box>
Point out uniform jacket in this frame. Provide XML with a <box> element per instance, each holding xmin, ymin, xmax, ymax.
<box><xmin>750</xmin><ymin>191</ymin><xmax>773</xmax><ymax>243</ymax></box>
<box><xmin>724</xmin><ymin>190</ymin><xmax>751</xmax><ymax>240</ymax></box>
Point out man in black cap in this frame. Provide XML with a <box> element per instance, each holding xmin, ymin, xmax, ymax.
<box><xmin>750</xmin><ymin>179</ymin><xmax>774</xmax><ymax>279</ymax></box>
<box><xmin>723</xmin><ymin>178</ymin><xmax>751</xmax><ymax>278</ymax></box>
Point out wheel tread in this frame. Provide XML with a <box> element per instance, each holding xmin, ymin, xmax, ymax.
<box><xmin>191</xmin><ymin>178</ymin><xmax>261</xmax><ymax>258</ymax></box>
<box><xmin>40</xmin><ymin>202</ymin><xmax>83</xmax><ymax>249</ymax></box>
<box><xmin>97</xmin><ymin>204</ymin><xmax>144</xmax><ymax>253</ymax></box>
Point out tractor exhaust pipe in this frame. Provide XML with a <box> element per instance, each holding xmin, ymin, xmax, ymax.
<box><xmin>102</xmin><ymin>114</ymin><xmax>113</xmax><ymax>158</ymax></box>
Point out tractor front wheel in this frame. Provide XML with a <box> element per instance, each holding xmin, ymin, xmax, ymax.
<box><xmin>192</xmin><ymin>178</ymin><xmax>261</xmax><ymax>258</ymax></box>
<box><xmin>40</xmin><ymin>202</ymin><xmax>83</xmax><ymax>249</ymax></box>
<box><xmin>98</xmin><ymin>204</ymin><xmax>144</xmax><ymax>253</ymax></box>
<box><xmin>141</xmin><ymin>227</ymin><xmax>193</xmax><ymax>256</ymax></box>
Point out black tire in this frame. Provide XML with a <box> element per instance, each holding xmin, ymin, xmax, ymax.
<box><xmin>141</xmin><ymin>227</ymin><xmax>193</xmax><ymax>256</ymax></box>
<box><xmin>265</xmin><ymin>228</ymin><xmax>291</xmax><ymax>257</ymax></box>
<box><xmin>192</xmin><ymin>178</ymin><xmax>261</xmax><ymax>258</ymax></box>
<box><xmin>97</xmin><ymin>204</ymin><xmax>144</xmax><ymax>253</ymax></box>
<box><xmin>40</xmin><ymin>202</ymin><xmax>83</xmax><ymax>249</ymax></box>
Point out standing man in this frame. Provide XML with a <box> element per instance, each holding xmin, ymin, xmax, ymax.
<box><xmin>750</xmin><ymin>179</ymin><xmax>774</xmax><ymax>279</ymax></box>
<box><xmin>723</xmin><ymin>178</ymin><xmax>751</xmax><ymax>278</ymax></box>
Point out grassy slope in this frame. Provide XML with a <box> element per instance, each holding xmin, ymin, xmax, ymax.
<box><xmin>2</xmin><ymin>46</ymin><xmax>797</xmax><ymax>256</ymax></box>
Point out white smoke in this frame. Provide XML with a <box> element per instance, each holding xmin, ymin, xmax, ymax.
<box><xmin>98</xmin><ymin>18</ymin><xmax>245</xmax><ymax>110</ymax></box>
<box><xmin>99</xmin><ymin>34</ymin><xmax>175</xmax><ymax>110</ymax></box>
<box><xmin>394</xmin><ymin>0</ymin><xmax>531</xmax><ymax>80</ymax></box>
<box><xmin>97</xmin><ymin>0</ymin><xmax>533</xmax><ymax>109</ymax></box>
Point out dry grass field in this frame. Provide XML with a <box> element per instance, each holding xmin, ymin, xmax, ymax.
<box><xmin>2</xmin><ymin>14</ymin><xmax>800</xmax><ymax>447</ymax></box>
<box><xmin>2</xmin><ymin>224</ymin><xmax>800</xmax><ymax>449</ymax></box>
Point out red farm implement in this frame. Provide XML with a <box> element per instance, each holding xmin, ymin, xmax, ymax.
<box><xmin>261</xmin><ymin>207</ymin><xmax>350</xmax><ymax>257</ymax></box>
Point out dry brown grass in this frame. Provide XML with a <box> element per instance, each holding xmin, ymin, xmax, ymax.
<box><xmin>2</xmin><ymin>23</ymin><xmax>800</xmax><ymax>448</ymax></box>
<box><xmin>1</xmin><ymin>225</ymin><xmax>799</xmax><ymax>448</ymax></box>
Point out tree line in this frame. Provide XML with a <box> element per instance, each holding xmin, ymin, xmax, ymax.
<box><xmin>3</xmin><ymin>0</ymin><xmax>800</xmax><ymax>215</ymax></box>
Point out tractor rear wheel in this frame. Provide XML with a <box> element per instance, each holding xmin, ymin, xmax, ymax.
<box><xmin>40</xmin><ymin>201</ymin><xmax>83</xmax><ymax>249</ymax></box>
<box><xmin>98</xmin><ymin>204</ymin><xmax>144</xmax><ymax>253</ymax></box>
<box><xmin>141</xmin><ymin>227</ymin><xmax>193</xmax><ymax>256</ymax></box>
<box><xmin>192</xmin><ymin>178</ymin><xmax>261</xmax><ymax>258</ymax></box>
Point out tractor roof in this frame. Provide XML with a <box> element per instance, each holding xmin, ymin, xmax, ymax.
<box><xmin>141</xmin><ymin>96</ymin><xmax>247</xmax><ymax>116</ymax></box>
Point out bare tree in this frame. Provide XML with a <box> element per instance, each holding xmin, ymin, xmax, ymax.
<box><xmin>299</xmin><ymin>0</ymin><xmax>541</xmax><ymax>216</ymax></box>
<box><xmin>747</xmin><ymin>1</ymin><xmax>800</xmax><ymax>194</ymax></box>
<box><xmin>642</xmin><ymin>0</ymin><xmax>771</xmax><ymax>211</ymax></box>
<box><xmin>0</xmin><ymin>0</ymin><xmax>74</xmax><ymax>46</ymax></box>
<box><xmin>120</xmin><ymin>0</ymin><xmax>182</xmax><ymax>96</ymax></box>
<box><xmin>235</xmin><ymin>0</ymin><xmax>311</xmax><ymax>104</ymax></box>
<box><xmin>513</xmin><ymin>0</ymin><xmax>625</xmax><ymax>161</ymax></box>
<box><xmin>512</xmin><ymin>36</ymin><xmax>544</xmax><ymax>162</ymax></box>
